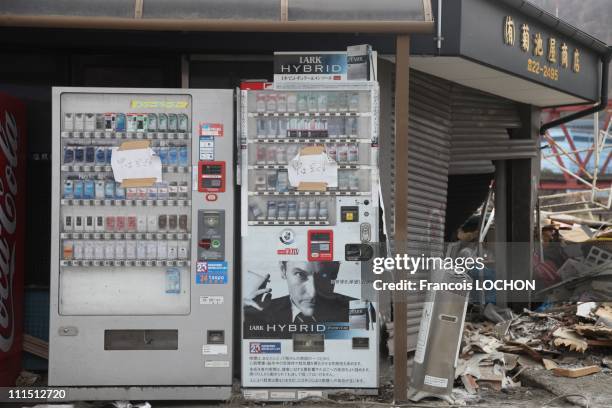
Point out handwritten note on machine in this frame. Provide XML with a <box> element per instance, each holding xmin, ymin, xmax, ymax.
<box><xmin>111</xmin><ymin>140</ymin><xmax>162</xmax><ymax>186</ymax></box>
<box><xmin>288</xmin><ymin>146</ymin><xmax>338</xmax><ymax>189</ymax></box>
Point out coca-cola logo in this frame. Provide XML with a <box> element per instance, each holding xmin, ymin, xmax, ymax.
<box><xmin>0</xmin><ymin>110</ymin><xmax>19</xmax><ymax>353</ymax></box>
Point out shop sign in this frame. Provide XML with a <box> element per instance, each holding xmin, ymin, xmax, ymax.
<box><xmin>503</xmin><ymin>15</ymin><xmax>580</xmax><ymax>82</ymax></box>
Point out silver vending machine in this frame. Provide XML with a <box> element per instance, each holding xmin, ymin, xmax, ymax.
<box><xmin>50</xmin><ymin>88</ymin><xmax>234</xmax><ymax>400</ymax></box>
<box><xmin>240</xmin><ymin>80</ymin><xmax>380</xmax><ymax>400</ymax></box>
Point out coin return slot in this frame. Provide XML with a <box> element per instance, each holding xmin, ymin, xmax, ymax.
<box><xmin>104</xmin><ymin>329</ymin><xmax>178</xmax><ymax>350</ymax></box>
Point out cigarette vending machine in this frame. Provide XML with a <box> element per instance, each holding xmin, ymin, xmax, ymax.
<box><xmin>50</xmin><ymin>88</ymin><xmax>234</xmax><ymax>400</ymax></box>
<box><xmin>240</xmin><ymin>82</ymin><xmax>380</xmax><ymax>400</ymax></box>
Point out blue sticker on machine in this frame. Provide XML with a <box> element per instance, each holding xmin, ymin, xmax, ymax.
<box><xmin>195</xmin><ymin>261</ymin><xmax>228</xmax><ymax>284</ymax></box>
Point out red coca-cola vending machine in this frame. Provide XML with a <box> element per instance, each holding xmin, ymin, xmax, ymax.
<box><xmin>0</xmin><ymin>92</ymin><xmax>26</xmax><ymax>386</ymax></box>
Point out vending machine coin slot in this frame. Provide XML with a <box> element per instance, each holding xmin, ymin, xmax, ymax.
<box><xmin>207</xmin><ymin>330</ymin><xmax>225</xmax><ymax>344</ymax></box>
<box><xmin>307</xmin><ymin>230</ymin><xmax>333</xmax><ymax>262</ymax></box>
<box><xmin>197</xmin><ymin>210</ymin><xmax>225</xmax><ymax>261</ymax></box>
<box><xmin>198</xmin><ymin>161</ymin><xmax>226</xmax><ymax>192</ymax></box>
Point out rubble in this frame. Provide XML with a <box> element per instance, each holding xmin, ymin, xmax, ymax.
<box><xmin>456</xmin><ymin>302</ymin><xmax>612</xmax><ymax>397</ymax></box>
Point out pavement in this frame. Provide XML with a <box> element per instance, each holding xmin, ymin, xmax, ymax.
<box><xmin>520</xmin><ymin>368</ymin><xmax>612</xmax><ymax>408</ymax></box>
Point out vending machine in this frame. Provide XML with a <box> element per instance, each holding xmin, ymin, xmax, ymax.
<box><xmin>240</xmin><ymin>81</ymin><xmax>380</xmax><ymax>399</ymax></box>
<box><xmin>50</xmin><ymin>88</ymin><xmax>234</xmax><ymax>400</ymax></box>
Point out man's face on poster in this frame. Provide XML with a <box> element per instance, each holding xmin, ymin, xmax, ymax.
<box><xmin>280</xmin><ymin>261</ymin><xmax>339</xmax><ymax>317</ymax></box>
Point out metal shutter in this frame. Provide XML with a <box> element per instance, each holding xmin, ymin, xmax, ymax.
<box><xmin>380</xmin><ymin>67</ymin><xmax>538</xmax><ymax>354</ymax></box>
<box><xmin>450</xmin><ymin>84</ymin><xmax>537</xmax><ymax>175</ymax></box>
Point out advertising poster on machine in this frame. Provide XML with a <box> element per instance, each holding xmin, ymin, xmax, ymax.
<box><xmin>241</xmin><ymin>48</ymin><xmax>380</xmax><ymax>391</ymax></box>
<box><xmin>0</xmin><ymin>92</ymin><xmax>26</xmax><ymax>386</ymax></box>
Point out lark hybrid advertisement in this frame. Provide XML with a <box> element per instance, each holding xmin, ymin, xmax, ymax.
<box><xmin>240</xmin><ymin>81</ymin><xmax>380</xmax><ymax>389</ymax></box>
<box><xmin>241</xmin><ymin>235</ymin><xmax>378</xmax><ymax>388</ymax></box>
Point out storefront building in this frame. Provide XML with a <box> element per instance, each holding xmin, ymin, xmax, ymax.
<box><xmin>0</xmin><ymin>0</ymin><xmax>609</xmax><ymax>401</ymax></box>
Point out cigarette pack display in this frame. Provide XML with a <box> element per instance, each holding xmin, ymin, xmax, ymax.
<box><xmin>63</xmin><ymin>180</ymin><xmax>74</xmax><ymax>199</ymax></box>
<box><xmin>168</xmin><ymin>214</ymin><xmax>178</xmax><ymax>230</ymax></box>
<box><xmin>147</xmin><ymin>185</ymin><xmax>158</xmax><ymax>200</ymax></box>
<box><xmin>73</xmin><ymin>241</ymin><xmax>83</xmax><ymax>260</ymax></box>
<box><xmin>74</xmin><ymin>147</ymin><xmax>84</xmax><ymax>163</ymax></box>
<box><xmin>105</xmin><ymin>242</ymin><xmax>115</xmax><ymax>259</ymax></box>
<box><xmin>157</xmin><ymin>241</ymin><xmax>168</xmax><ymax>259</ymax></box>
<box><xmin>115</xmin><ymin>241</ymin><xmax>126</xmax><ymax>259</ymax></box>
<box><xmin>105</xmin><ymin>216</ymin><xmax>116</xmax><ymax>232</ymax></box>
<box><xmin>104</xmin><ymin>113</ymin><xmax>115</xmax><ymax>131</ymax></box>
<box><xmin>159</xmin><ymin>147</ymin><xmax>168</xmax><ymax>165</ymax></box>
<box><xmin>178</xmin><ymin>146</ymin><xmax>189</xmax><ymax>166</ymax></box>
<box><xmin>63</xmin><ymin>113</ymin><xmax>74</xmax><ymax>131</ymax></box>
<box><xmin>95</xmin><ymin>113</ymin><xmax>105</xmax><ymax>131</ymax></box>
<box><xmin>74</xmin><ymin>113</ymin><xmax>84</xmax><ymax>130</ymax></box>
<box><xmin>136</xmin><ymin>215</ymin><xmax>147</xmax><ymax>232</ymax></box>
<box><xmin>105</xmin><ymin>180</ymin><xmax>115</xmax><ymax>199</ymax></box>
<box><xmin>178</xmin><ymin>114</ymin><xmax>189</xmax><ymax>132</ymax></box>
<box><xmin>95</xmin><ymin>147</ymin><xmax>106</xmax><ymax>164</ymax></box>
<box><xmin>137</xmin><ymin>187</ymin><xmax>149</xmax><ymax>200</ymax></box>
<box><xmin>136</xmin><ymin>241</ymin><xmax>147</xmax><ymax>259</ymax></box>
<box><xmin>94</xmin><ymin>243</ymin><xmax>104</xmax><ymax>260</ymax></box>
<box><xmin>74</xmin><ymin>216</ymin><xmax>84</xmax><ymax>231</ymax></box>
<box><xmin>95</xmin><ymin>180</ymin><xmax>105</xmax><ymax>199</ymax></box>
<box><xmin>147</xmin><ymin>113</ymin><xmax>158</xmax><ymax>131</ymax></box>
<box><xmin>83</xmin><ymin>180</ymin><xmax>95</xmax><ymax>199</ymax></box>
<box><xmin>63</xmin><ymin>241</ymin><xmax>73</xmax><ymax>260</ymax></box>
<box><xmin>146</xmin><ymin>242</ymin><xmax>157</xmax><ymax>259</ymax></box>
<box><xmin>85</xmin><ymin>113</ymin><xmax>95</xmax><ymax>131</ymax></box>
<box><xmin>116</xmin><ymin>216</ymin><xmax>126</xmax><ymax>232</ymax></box>
<box><xmin>178</xmin><ymin>182</ymin><xmax>188</xmax><ymax>198</ymax></box>
<box><xmin>177</xmin><ymin>241</ymin><xmax>189</xmax><ymax>259</ymax></box>
<box><xmin>158</xmin><ymin>113</ymin><xmax>168</xmax><ymax>131</ymax></box>
<box><xmin>158</xmin><ymin>214</ymin><xmax>168</xmax><ymax>231</ymax></box>
<box><xmin>125</xmin><ymin>241</ymin><xmax>136</xmax><ymax>259</ymax></box>
<box><xmin>115</xmin><ymin>184</ymin><xmax>126</xmax><ymax>200</ymax></box>
<box><xmin>63</xmin><ymin>215</ymin><xmax>73</xmax><ymax>231</ymax></box>
<box><xmin>147</xmin><ymin>215</ymin><xmax>158</xmax><ymax>232</ymax></box>
<box><xmin>167</xmin><ymin>241</ymin><xmax>178</xmax><ymax>260</ymax></box>
<box><xmin>64</xmin><ymin>147</ymin><xmax>74</xmax><ymax>164</ymax></box>
<box><xmin>85</xmin><ymin>216</ymin><xmax>94</xmax><ymax>231</ymax></box>
<box><xmin>115</xmin><ymin>113</ymin><xmax>126</xmax><ymax>132</ymax></box>
<box><xmin>127</xmin><ymin>216</ymin><xmax>137</xmax><ymax>232</ymax></box>
<box><xmin>95</xmin><ymin>216</ymin><xmax>105</xmax><ymax>232</ymax></box>
<box><xmin>74</xmin><ymin>180</ymin><xmax>84</xmax><ymax>199</ymax></box>
<box><xmin>179</xmin><ymin>214</ymin><xmax>188</xmax><ymax>231</ymax></box>
<box><xmin>84</xmin><ymin>241</ymin><xmax>94</xmax><ymax>260</ymax></box>
<box><xmin>167</xmin><ymin>113</ymin><xmax>177</xmax><ymax>131</ymax></box>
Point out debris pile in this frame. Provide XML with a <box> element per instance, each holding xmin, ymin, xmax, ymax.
<box><xmin>456</xmin><ymin>303</ymin><xmax>612</xmax><ymax>394</ymax></box>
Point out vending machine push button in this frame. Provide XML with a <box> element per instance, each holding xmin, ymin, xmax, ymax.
<box><xmin>199</xmin><ymin>239</ymin><xmax>212</xmax><ymax>249</ymax></box>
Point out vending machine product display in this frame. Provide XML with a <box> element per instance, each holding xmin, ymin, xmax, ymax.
<box><xmin>240</xmin><ymin>82</ymin><xmax>380</xmax><ymax>397</ymax></box>
<box><xmin>50</xmin><ymin>88</ymin><xmax>234</xmax><ymax>400</ymax></box>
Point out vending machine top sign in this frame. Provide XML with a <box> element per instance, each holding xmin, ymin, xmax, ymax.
<box><xmin>273</xmin><ymin>45</ymin><xmax>374</xmax><ymax>84</ymax></box>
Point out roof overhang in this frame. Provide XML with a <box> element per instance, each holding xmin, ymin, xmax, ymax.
<box><xmin>0</xmin><ymin>0</ymin><xmax>434</xmax><ymax>34</ymax></box>
<box><xmin>410</xmin><ymin>56</ymin><xmax>589</xmax><ymax>107</ymax></box>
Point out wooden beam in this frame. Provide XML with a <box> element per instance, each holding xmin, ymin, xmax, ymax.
<box><xmin>0</xmin><ymin>15</ymin><xmax>435</xmax><ymax>34</ymax></box>
<box><xmin>393</xmin><ymin>34</ymin><xmax>410</xmax><ymax>403</ymax></box>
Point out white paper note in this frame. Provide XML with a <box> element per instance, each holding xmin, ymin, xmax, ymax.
<box><xmin>111</xmin><ymin>147</ymin><xmax>162</xmax><ymax>183</ymax></box>
<box><xmin>288</xmin><ymin>151</ymin><xmax>338</xmax><ymax>187</ymax></box>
